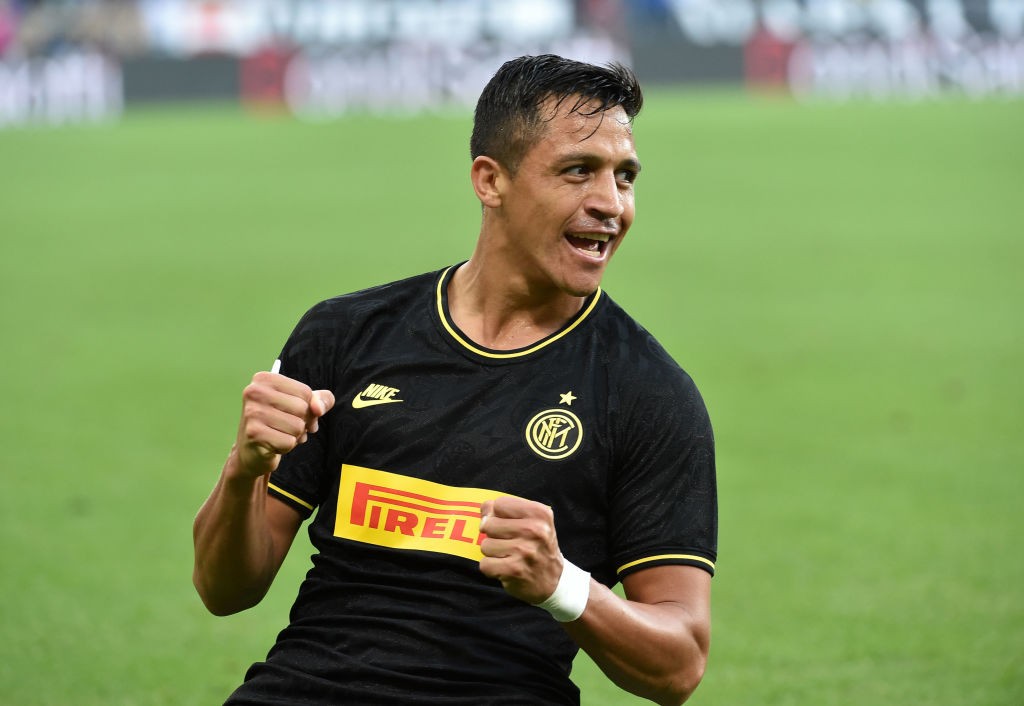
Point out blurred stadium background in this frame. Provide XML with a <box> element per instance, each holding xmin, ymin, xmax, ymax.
<box><xmin>1</xmin><ymin>1</ymin><xmax>1022</xmax><ymax>704</ymax></box>
<box><xmin>3</xmin><ymin>0</ymin><xmax>1024</xmax><ymax>122</ymax></box>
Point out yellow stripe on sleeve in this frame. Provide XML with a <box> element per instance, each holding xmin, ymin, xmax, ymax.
<box><xmin>268</xmin><ymin>482</ymin><xmax>315</xmax><ymax>512</ymax></box>
<box><xmin>617</xmin><ymin>554</ymin><xmax>716</xmax><ymax>575</ymax></box>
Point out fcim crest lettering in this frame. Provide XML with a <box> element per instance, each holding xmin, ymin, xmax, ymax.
<box><xmin>335</xmin><ymin>465</ymin><xmax>514</xmax><ymax>562</ymax></box>
<box><xmin>525</xmin><ymin>409</ymin><xmax>583</xmax><ymax>460</ymax></box>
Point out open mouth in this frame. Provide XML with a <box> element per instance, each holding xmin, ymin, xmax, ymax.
<box><xmin>565</xmin><ymin>232</ymin><xmax>612</xmax><ymax>259</ymax></box>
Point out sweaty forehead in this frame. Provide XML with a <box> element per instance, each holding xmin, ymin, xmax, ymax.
<box><xmin>541</xmin><ymin>97</ymin><xmax>631</xmax><ymax>130</ymax></box>
<box><xmin>539</xmin><ymin>102</ymin><xmax>634</xmax><ymax>147</ymax></box>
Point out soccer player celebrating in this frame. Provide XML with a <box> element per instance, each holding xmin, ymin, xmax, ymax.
<box><xmin>193</xmin><ymin>54</ymin><xmax>717</xmax><ymax>706</ymax></box>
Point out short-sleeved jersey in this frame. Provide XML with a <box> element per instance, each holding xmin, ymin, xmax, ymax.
<box><xmin>225</xmin><ymin>265</ymin><xmax>717</xmax><ymax>705</ymax></box>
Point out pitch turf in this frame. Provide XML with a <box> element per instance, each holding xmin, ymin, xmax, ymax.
<box><xmin>1</xmin><ymin>90</ymin><xmax>1021</xmax><ymax>705</ymax></box>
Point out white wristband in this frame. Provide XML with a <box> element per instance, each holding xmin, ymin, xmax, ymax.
<box><xmin>534</xmin><ymin>556</ymin><xmax>591</xmax><ymax>623</ymax></box>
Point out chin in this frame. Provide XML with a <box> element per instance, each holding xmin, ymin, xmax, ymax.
<box><xmin>564</xmin><ymin>260</ymin><xmax>609</xmax><ymax>297</ymax></box>
<box><xmin>560</xmin><ymin>276</ymin><xmax>602</xmax><ymax>298</ymax></box>
<box><xmin>543</xmin><ymin>254</ymin><xmax>607</xmax><ymax>298</ymax></box>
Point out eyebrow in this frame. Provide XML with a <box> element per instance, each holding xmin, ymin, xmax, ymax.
<box><xmin>555</xmin><ymin>152</ymin><xmax>643</xmax><ymax>173</ymax></box>
<box><xmin>621</xmin><ymin>157</ymin><xmax>643</xmax><ymax>174</ymax></box>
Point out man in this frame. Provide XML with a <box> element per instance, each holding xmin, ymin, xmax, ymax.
<box><xmin>193</xmin><ymin>54</ymin><xmax>717</xmax><ymax>706</ymax></box>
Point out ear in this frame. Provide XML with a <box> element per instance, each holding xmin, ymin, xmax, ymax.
<box><xmin>471</xmin><ymin>155</ymin><xmax>505</xmax><ymax>209</ymax></box>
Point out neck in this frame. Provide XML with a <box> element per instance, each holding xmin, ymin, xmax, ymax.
<box><xmin>448</xmin><ymin>255</ymin><xmax>588</xmax><ymax>351</ymax></box>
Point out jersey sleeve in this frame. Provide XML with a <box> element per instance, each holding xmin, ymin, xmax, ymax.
<box><xmin>609</xmin><ymin>364</ymin><xmax>718</xmax><ymax>580</ymax></box>
<box><xmin>265</xmin><ymin>301</ymin><xmax>340</xmax><ymax>519</ymax></box>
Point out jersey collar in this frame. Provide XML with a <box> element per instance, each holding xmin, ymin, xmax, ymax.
<box><xmin>435</xmin><ymin>264</ymin><xmax>602</xmax><ymax>360</ymax></box>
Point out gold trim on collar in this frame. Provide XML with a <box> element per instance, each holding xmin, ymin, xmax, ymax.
<box><xmin>435</xmin><ymin>266</ymin><xmax>601</xmax><ymax>359</ymax></box>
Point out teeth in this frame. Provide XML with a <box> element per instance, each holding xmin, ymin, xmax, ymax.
<box><xmin>575</xmin><ymin>233</ymin><xmax>610</xmax><ymax>242</ymax></box>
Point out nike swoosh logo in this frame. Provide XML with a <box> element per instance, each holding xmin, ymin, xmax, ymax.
<box><xmin>351</xmin><ymin>396</ymin><xmax>404</xmax><ymax>409</ymax></box>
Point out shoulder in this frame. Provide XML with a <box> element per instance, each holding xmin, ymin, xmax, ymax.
<box><xmin>279</xmin><ymin>268</ymin><xmax>442</xmax><ymax>368</ymax></box>
<box><xmin>594</xmin><ymin>292</ymin><xmax>710</xmax><ymax>424</ymax></box>
<box><xmin>301</xmin><ymin>268</ymin><xmax>440</xmax><ymax>323</ymax></box>
<box><xmin>286</xmin><ymin>268</ymin><xmax>444</xmax><ymax>347</ymax></box>
<box><xmin>596</xmin><ymin>293</ymin><xmax>699</xmax><ymax>386</ymax></box>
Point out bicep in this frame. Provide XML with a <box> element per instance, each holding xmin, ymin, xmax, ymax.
<box><xmin>266</xmin><ymin>494</ymin><xmax>304</xmax><ymax>572</ymax></box>
<box><xmin>622</xmin><ymin>565</ymin><xmax>712</xmax><ymax>651</ymax></box>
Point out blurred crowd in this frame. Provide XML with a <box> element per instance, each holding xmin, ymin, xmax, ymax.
<box><xmin>0</xmin><ymin>0</ymin><xmax>631</xmax><ymax>127</ymax></box>
<box><xmin>1</xmin><ymin>0</ymin><xmax>1019</xmax><ymax>125</ymax></box>
<box><xmin>0</xmin><ymin>1</ymin><xmax>146</xmax><ymax>58</ymax></box>
<box><xmin>0</xmin><ymin>0</ymin><xmax>626</xmax><ymax>59</ymax></box>
<box><xmin>4</xmin><ymin>0</ymin><xmax>1020</xmax><ymax>62</ymax></box>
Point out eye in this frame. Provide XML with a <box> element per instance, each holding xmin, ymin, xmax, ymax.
<box><xmin>563</xmin><ymin>165</ymin><xmax>590</xmax><ymax>178</ymax></box>
<box><xmin>616</xmin><ymin>168</ymin><xmax>638</xmax><ymax>185</ymax></box>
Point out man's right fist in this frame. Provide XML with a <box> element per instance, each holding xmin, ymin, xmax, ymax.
<box><xmin>233</xmin><ymin>369</ymin><xmax>336</xmax><ymax>477</ymax></box>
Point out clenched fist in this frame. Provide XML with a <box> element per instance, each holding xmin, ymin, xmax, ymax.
<box><xmin>479</xmin><ymin>496</ymin><xmax>565</xmax><ymax>605</ymax></box>
<box><xmin>232</xmin><ymin>367</ymin><xmax>335</xmax><ymax>479</ymax></box>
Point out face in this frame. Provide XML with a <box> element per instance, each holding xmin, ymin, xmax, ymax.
<box><xmin>493</xmin><ymin>100</ymin><xmax>640</xmax><ymax>299</ymax></box>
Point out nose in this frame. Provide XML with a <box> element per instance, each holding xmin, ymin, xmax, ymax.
<box><xmin>585</xmin><ymin>171</ymin><xmax>625</xmax><ymax>222</ymax></box>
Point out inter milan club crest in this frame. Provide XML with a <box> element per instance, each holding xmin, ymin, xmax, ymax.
<box><xmin>525</xmin><ymin>408</ymin><xmax>583</xmax><ymax>460</ymax></box>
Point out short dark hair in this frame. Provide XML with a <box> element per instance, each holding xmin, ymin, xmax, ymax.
<box><xmin>470</xmin><ymin>54</ymin><xmax>643</xmax><ymax>174</ymax></box>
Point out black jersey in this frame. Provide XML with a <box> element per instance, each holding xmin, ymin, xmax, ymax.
<box><xmin>226</xmin><ymin>265</ymin><xmax>717</xmax><ymax>705</ymax></box>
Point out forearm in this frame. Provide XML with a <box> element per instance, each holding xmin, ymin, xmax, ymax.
<box><xmin>192</xmin><ymin>448</ymin><xmax>279</xmax><ymax>615</ymax></box>
<box><xmin>563</xmin><ymin>574</ymin><xmax>711</xmax><ymax>706</ymax></box>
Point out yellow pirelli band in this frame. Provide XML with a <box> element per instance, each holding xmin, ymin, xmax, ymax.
<box><xmin>268</xmin><ymin>482</ymin><xmax>315</xmax><ymax>512</ymax></box>
<box><xmin>617</xmin><ymin>554</ymin><xmax>716</xmax><ymax>575</ymax></box>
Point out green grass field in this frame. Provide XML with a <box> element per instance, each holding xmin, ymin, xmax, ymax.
<box><xmin>1</xmin><ymin>90</ymin><xmax>1022</xmax><ymax>705</ymax></box>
